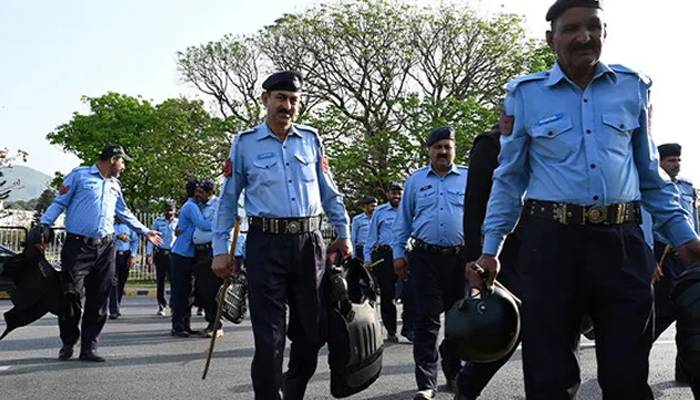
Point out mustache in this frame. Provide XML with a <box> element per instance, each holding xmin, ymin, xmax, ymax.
<box><xmin>572</xmin><ymin>42</ymin><xmax>597</xmax><ymax>52</ymax></box>
<box><xmin>277</xmin><ymin>108</ymin><xmax>291</xmax><ymax>115</ymax></box>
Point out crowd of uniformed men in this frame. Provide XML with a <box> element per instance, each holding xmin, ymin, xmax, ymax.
<box><xmin>33</xmin><ymin>0</ymin><xmax>700</xmax><ymax>399</ymax></box>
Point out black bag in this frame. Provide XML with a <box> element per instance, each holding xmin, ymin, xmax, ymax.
<box><xmin>325</xmin><ymin>257</ymin><xmax>384</xmax><ymax>398</ymax></box>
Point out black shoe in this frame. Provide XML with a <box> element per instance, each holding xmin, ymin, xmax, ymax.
<box><xmin>402</xmin><ymin>329</ymin><xmax>415</xmax><ymax>343</ymax></box>
<box><xmin>79</xmin><ymin>350</ymin><xmax>106</xmax><ymax>362</ymax></box>
<box><xmin>445</xmin><ymin>377</ymin><xmax>458</xmax><ymax>393</ymax></box>
<box><xmin>386</xmin><ymin>333</ymin><xmax>399</xmax><ymax>343</ymax></box>
<box><xmin>186</xmin><ymin>328</ymin><xmax>206</xmax><ymax>337</ymax></box>
<box><xmin>170</xmin><ymin>329</ymin><xmax>190</xmax><ymax>338</ymax></box>
<box><xmin>108</xmin><ymin>314</ymin><xmax>119</xmax><ymax>320</ymax></box>
<box><xmin>58</xmin><ymin>345</ymin><xmax>74</xmax><ymax>361</ymax></box>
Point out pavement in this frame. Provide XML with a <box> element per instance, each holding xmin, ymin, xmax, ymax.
<box><xmin>0</xmin><ymin>297</ymin><xmax>694</xmax><ymax>400</ymax></box>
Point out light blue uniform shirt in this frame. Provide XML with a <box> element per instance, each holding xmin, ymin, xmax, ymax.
<box><xmin>654</xmin><ymin>178</ymin><xmax>699</xmax><ymax>245</ymax></box>
<box><xmin>146</xmin><ymin>216</ymin><xmax>178</xmax><ymax>255</ymax></box>
<box><xmin>114</xmin><ymin>223</ymin><xmax>139</xmax><ymax>254</ymax></box>
<box><xmin>234</xmin><ymin>232</ymin><xmax>247</xmax><ymax>258</ymax></box>
<box><xmin>212</xmin><ymin>123</ymin><xmax>350</xmax><ymax>256</ymax></box>
<box><xmin>364</xmin><ymin>203</ymin><xmax>398</xmax><ymax>261</ymax></box>
<box><xmin>482</xmin><ymin>62</ymin><xmax>698</xmax><ymax>255</ymax></box>
<box><xmin>351</xmin><ymin>212</ymin><xmax>371</xmax><ymax>249</ymax></box>
<box><xmin>41</xmin><ymin>165</ymin><xmax>148</xmax><ymax>238</ymax></box>
<box><xmin>172</xmin><ymin>198</ymin><xmax>212</xmax><ymax>258</ymax></box>
<box><xmin>193</xmin><ymin>196</ymin><xmax>218</xmax><ymax>245</ymax></box>
<box><xmin>392</xmin><ymin>164</ymin><xmax>467</xmax><ymax>260</ymax></box>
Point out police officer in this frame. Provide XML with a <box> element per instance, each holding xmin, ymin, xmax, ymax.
<box><xmin>652</xmin><ymin>143</ymin><xmax>699</xmax><ymax>383</ymax></box>
<box><xmin>392</xmin><ymin>126</ymin><xmax>468</xmax><ymax>400</ymax></box>
<box><xmin>170</xmin><ymin>179</ymin><xmax>212</xmax><ymax>337</ymax></box>
<box><xmin>351</xmin><ymin>196</ymin><xmax>378</xmax><ymax>261</ymax></box>
<box><xmin>364</xmin><ymin>184</ymin><xmax>403</xmax><ymax>343</ymax></box>
<box><xmin>146</xmin><ymin>201</ymin><xmax>178</xmax><ymax>316</ymax></box>
<box><xmin>454</xmin><ymin>122</ymin><xmax>524</xmax><ymax>400</ymax></box>
<box><xmin>192</xmin><ymin>179</ymin><xmax>222</xmax><ymax>337</ymax></box>
<box><xmin>470</xmin><ymin>2</ymin><xmax>700</xmax><ymax>398</ymax></box>
<box><xmin>211</xmin><ymin>70</ymin><xmax>351</xmax><ymax>400</ymax></box>
<box><xmin>108</xmin><ymin>216</ymin><xmax>139</xmax><ymax>319</ymax></box>
<box><xmin>40</xmin><ymin>144</ymin><xmax>162</xmax><ymax>362</ymax></box>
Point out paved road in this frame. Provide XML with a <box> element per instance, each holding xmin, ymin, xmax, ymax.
<box><xmin>0</xmin><ymin>297</ymin><xmax>693</xmax><ymax>399</ymax></box>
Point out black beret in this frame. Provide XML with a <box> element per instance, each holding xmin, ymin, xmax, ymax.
<box><xmin>426</xmin><ymin>126</ymin><xmax>456</xmax><ymax>147</ymax></box>
<box><xmin>546</xmin><ymin>0</ymin><xmax>603</xmax><ymax>22</ymax></box>
<box><xmin>100</xmin><ymin>144</ymin><xmax>133</xmax><ymax>162</ymax></box>
<box><xmin>200</xmin><ymin>179</ymin><xmax>216</xmax><ymax>192</ymax></box>
<box><xmin>360</xmin><ymin>196</ymin><xmax>378</xmax><ymax>205</ymax></box>
<box><xmin>262</xmin><ymin>70</ymin><xmax>303</xmax><ymax>92</ymax></box>
<box><xmin>658</xmin><ymin>143</ymin><xmax>681</xmax><ymax>159</ymax></box>
<box><xmin>388</xmin><ymin>181</ymin><xmax>403</xmax><ymax>191</ymax></box>
<box><xmin>186</xmin><ymin>179</ymin><xmax>201</xmax><ymax>194</ymax></box>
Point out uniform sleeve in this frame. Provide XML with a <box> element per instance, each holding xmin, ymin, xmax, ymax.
<box><xmin>392</xmin><ymin>178</ymin><xmax>416</xmax><ymax>260</ymax></box>
<box><xmin>213</xmin><ymin>135</ymin><xmax>246</xmax><ymax>256</ymax></box>
<box><xmin>115</xmin><ymin>190</ymin><xmax>150</xmax><ymax>236</ymax></box>
<box><xmin>40</xmin><ymin>171</ymin><xmax>78</xmax><ymax>226</ymax></box>
<box><xmin>633</xmin><ymin>84</ymin><xmax>698</xmax><ymax>248</ymax></box>
<box><xmin>129</xmin><ymin>229</ymin><xmax>140</xmax><ymax>256</ymax></box>
<box><xmin>364</xmin><ymin>211</ymin><xmax>380</xmax><ymax>261</ymax></box>
<box><xmin>463</xmin><ymin>135</ymin><xmax>500</xmax><ymax>261</ymax></box>
<box><xmin>482</xmin><ymin>90</ymin><xmax>531</xmax><ymax>256</ymax></box>
<box><xmin>315</xmin><ymin>140</ymin><xmax>350</xmax><ymax>239</ymax></box>
<box><xmin>351</xmin><ymin>215</ymin><xmax>359</xmax><ymax>249</ymax></box>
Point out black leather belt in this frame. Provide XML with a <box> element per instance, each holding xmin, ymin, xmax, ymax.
<box><xmin>373</xmin><ymin>245</ymin><xmax>392</xmax><ymax>253</ymax></box>
<box><xmin>117</xmin><ymin>250</ymin><xmax>130</xmax><ymax>256</ymax></box>
<box><xmin>525</xmin><ymin>200</ymin><xmax>641</xmax><ymax>225</ymax></box>
<box><xmin>249</xmin><ymin>216</ymin><xmax>321</xmax><ymax>235</ymax></box>
<box><xmin>412</xmin><ymin>238</ymin><xmax>463</xmax><ymax>256</ymax></box>
<box><xmin>195</xmin><ymin>242</ymin><xmax>212</xmax><ymax>251</ymax></box>
<box><xmin>67</xmin><ymin>233</ymin><xmax>114</xmax><ymax>247</ymax></box>
<box><xmin>155</xmin><ymin>248</ymin><xmax>170</xmax><ymax>255</ymax></box>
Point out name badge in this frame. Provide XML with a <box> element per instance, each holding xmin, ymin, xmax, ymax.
<box><xmin>537</xmin><ymin>113</ymin><xmax>562</xmax><ymax>125</ymax></box>
<box><xmin>419</xmin><ymin>184</ymin><xmax>433</xmax><ymax>191</ymax></box>
<box><xmin>257</xmin><ymin>152</ymin><xmax>274</xmax><ymax>159</ymax></box>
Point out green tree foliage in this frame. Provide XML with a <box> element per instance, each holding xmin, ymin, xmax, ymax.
<box><xmin>47</xmin><ymin>93</ymin><xmax>230</xmax><ymax>211</ymax></box>
<box><xmin>176</xmin><ymin>0</ymin><xmax>556</xmax><ymax>210</ymax></box>
<box><xmin>0</xmin><ymin>148</ymin><xmax>29</xmax><ymax>217</ymax></box>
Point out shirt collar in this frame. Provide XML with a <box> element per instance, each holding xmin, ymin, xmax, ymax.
<box><xmin>426</xmin><ymin>163</ymin><xmax>460</xmax><ymax>177</ymax></box>
<box><xmin>544</xmin><ymin>61</ymin><xmax>617</xmax><ymax>87</ymax></box>
<box><xmin>256</xmin><ymin>123</ymin><xmax>303</xmax><ymax>141</ymax></box>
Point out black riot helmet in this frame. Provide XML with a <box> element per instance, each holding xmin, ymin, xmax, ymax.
<box><xmin>344</xmin><ymin>257</ymin><xmax>378</xmax><ymax>304</ymax></box>
<box><xmin>445</xmin><ymin>284</ymin><xmax>521</xmax><ymax>363</ymax></box>
<box><xmin>671</xmin><ymin>265</ymin><xmax>700</xmax><ymax>379</ymax></box>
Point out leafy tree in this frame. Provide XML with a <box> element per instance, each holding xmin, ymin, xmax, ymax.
<box><xmin>0</xmin><ymin>148</ymin><xmax>29</xmax><ymax>218</ymax></box>
<box><xmin>47</xmin><ymin>93</ymin><xmax>230</xmax><ymax>211</ymax></box>
<box><xmin>176</xmin><ymin>0</ymin><xmax>555</xmax><ymax>208</ymax></box>
<box><xmin>34</xmin><ymin>188</ymin><xmax>56</xmax><ymax>213</ymax></box>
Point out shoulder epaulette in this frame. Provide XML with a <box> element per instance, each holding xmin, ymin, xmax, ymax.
<box><xmin>505</xmin><ymin>72</ymin><xmax>548</xmax><ymax>93</ymax></box>
<box><xmin>610</xmin><ymin>64</ymin><xmax>652</xmax><ymax>86</ymax></box>
<box><xmin>294</xmin><ymin>123</ymin><xmax>319</xmax><ymax>135</ymax></box>
<box><xmin>677</xmin><ymin>177</ymin><xmax>695</xmax><ymax>186</ymax></box>
<box><xmin>456</xmin><ymin>165</ymin><xmax>469</xmax><ymax>172</ymax></box>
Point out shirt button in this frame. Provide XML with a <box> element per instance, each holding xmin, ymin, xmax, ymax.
<box><xmin>593</xmin><ymin>195</ymin><xmax>599</xmax><ymax>201</ymax></box>
<box><xmin>586</xmin><ymin>129</ymin><xmax>592</xmax><ymax>134</ymax></box>
<box><xmin>288</xmin><ymin>180</ymin><xmax>292</xmax><ymax>183</ymax></box>
<box><xmin>285</xmin><ymin>163</ymin><xmax>290</xmax><ymax>166</ymax></box>
<box><xmin>291</xmin><ymin>198</ymin><xmax>296</xmax><ymax>201</ymax></box>
<box><xmin>590</xmin><ymin>164</ymin><xmax>596</xmax><ymax>169</ymax></box>
<box><xmin>583</xmin><ymin>98</ymin><xmax>588</xmax><ymax>103</ymax></box>
<box><xmin>547</xmin><ymin>131</ymin><xmax>553</xmax><ymax>136</ymax></box>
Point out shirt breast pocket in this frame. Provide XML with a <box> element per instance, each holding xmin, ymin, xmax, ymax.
<box><xmin>447</xmin><ymin>189</ymin><xmax>465</xmax><ymax>206</ymax></box>
<box><xmin>602</xmin><ymin>113</ymin><xmax>639</xmax><ymax>156</ymax></box>
<box><xmin>294</xmin><ymin>153</ymin><xmax>317</xmax><ymax>182</ymax></box>
<box><xmin>416</xmin><ymin>189</ymin><xmax>436</xmax><ymax>210</ymax></box>
<box><xmin>250</xmin><ymin>159</ymin><xmax>279</xmax><ymax>186</ymax></box>
<box><xmin>528</xmin><ymin>115</ymin><xmax>576</xmax><ymax>162</ymax></box>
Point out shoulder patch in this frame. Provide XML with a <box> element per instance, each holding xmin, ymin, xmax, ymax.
<box><xmin>505</xmin><ymin>72</ymin><xmax>548</xmax><ymax>93</ymax></box>
<box><xmin>610</xmin><ymin>64</ymin><xmax>652</xmax><ymax>86</ymax></box>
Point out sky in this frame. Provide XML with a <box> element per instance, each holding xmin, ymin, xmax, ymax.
<box><xmin>2</xmin><ymin>0</ymin><xmax>699</xmax><ymax>182</ymax></box>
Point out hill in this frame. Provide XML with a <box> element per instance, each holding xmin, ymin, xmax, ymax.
<box><xmin>1</xmin><ymin>165</ymin><xmax>53</xmax><ymax>201</ymax></box>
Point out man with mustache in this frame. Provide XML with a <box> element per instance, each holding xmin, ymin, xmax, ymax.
<box><xmin>651</xmin><ymin>143</ymin><xmax>698</xmax><ymax>384</ymax></box>
<box><xmin>39</xmin><ymin>144</ymin><xmax>162</xmax><ymax>362</ymax></box>
<box><xmin>211</xmin><ymin>71</ymin><xmax>351</xmax><ymax>400</ymax></box>
<box><xmin>468</xmin><ymin>1</ymin><xmax>700</xmax><ymax>398</ymax></box>
<box><xmin>392</xmin><ymin>126</ymin><xmax>468</xmax><ymax>400</ymax></box>
<box><xmin>364</xmin><ymin>182</ymin><xmax>413</xmax><ymax>343</ymax></box>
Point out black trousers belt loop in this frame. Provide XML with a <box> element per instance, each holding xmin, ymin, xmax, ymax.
<box><xmin>194</xmin><ymin>242</ymin><xmax>212</xmax><ymax>251</ymax></box>
<box><xmin>412</xmin><ymin>238</ymin><xmax>463</xmax><ymax>255</ymax></box>
<box><xmin>67</xmin><ymin>233</ymin><xmax>114</xmax><ymax>247</ymax></box>
<box><xmin>248</xmin><ymin>216</ymin><xmax>321</xmax><ymax>235</ymax></box>
<box><xmin>524</xmin><ymin>199</ymin><xmax>641</xmax><ymax>226</ymax></box>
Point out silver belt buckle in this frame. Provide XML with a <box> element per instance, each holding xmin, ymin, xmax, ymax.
<box><xmin>286</xmin><ymin>220</ymin><xmax>301</xmax><ymax>234</ymax></box>
<box><xmin>587</xmin><ymin>206</ymin><xmax>607</xmax><ymax>224</ymax></box>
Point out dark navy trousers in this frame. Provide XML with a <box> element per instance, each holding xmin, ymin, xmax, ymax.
<box><xmin>170</xmin><ymin>254</ymin><xmax>195</xmax><ymax>332</ymax></box>
<box><xmin>245</xmin><ymin>228</ymin><xmax>326</xmax><ymax>400</ymax></box>
<box><xmin>372</xmin><ymin>247</ymin><xmax>398</xmax><ymax>336</ymax></box>
<box><xmin>108</xmin><ymin>250</ymin><xmax>130</xmax><ymax>316</ymax></box>
<box><xmin>517</xmin><ymin>216</ymin><xmax>655</xmax><ymax>400</ymax></box>
<box><xmin>58</xmin><ymin>235</ymin><xmax>115</xmax><ymax>352</ymax></box>
<box><xmin>408</xmin><ymin>248</ymin><xmax>464</xmax><ymax>391</ymax></box>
